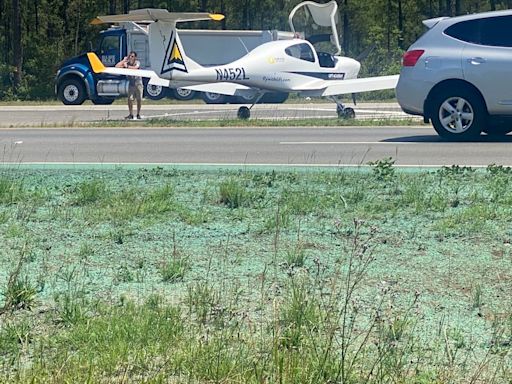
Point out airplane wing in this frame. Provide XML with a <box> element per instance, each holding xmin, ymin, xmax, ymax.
<box><xmin>87</xmin><ymin>53</ymin><xmax>170</xmax><ymax>86</ymax></box>
<box><xmin>299</xmin><ymin>75</ymin><xmax>399</xmax><ymax>97</ymax></box>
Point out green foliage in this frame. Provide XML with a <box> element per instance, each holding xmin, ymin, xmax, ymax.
<box><xmin>219</xmin><ymin>178</ymin><xmax>248</xmax><ymax>208</ymax></box>
<box><xmin>72</xmin><ymin>178</ymin><xmax>108</xmax><ymax>205</ymax></box>
<box><xmin>0</xmin><ymin>321</ymin><xmax>31</xmax><ymax>356</ymax></box>
<box><xmin>0</xmin><ymin>177</ymin><xmax>25</xmax><ymax>204</ymax></box>
<box><xmin>2</xmin><ymin>275</ymin><xmax>36</xmax><ymax>312</ymax></box>
<box><xmin>160</xmin><ymin>256</ymin><xmax>190</xmax><ymax>283</ymax></box>
<box><xmin>368</xmin><ymin>157</ymin><xmax>396</xmax><ymax>180</ymax></box>
<box><xmin>2</xmin><ymin>168</ymin><xmax>512</xmax><ymax>382</ymax></box>
<box><xmin>283</xmin><ymin>244</ymin><xmax>307</xmax><ymax>268</ymax></box>
<box><xmin>487</xmin><ymin>163</ymin><xmax>512</xmax><ymax>176</ymax></box>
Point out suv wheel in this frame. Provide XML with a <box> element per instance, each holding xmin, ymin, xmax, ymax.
<box><xmin>430</xmin><ymin>87</ymin><xmax>486</xmax><ymax>140</ymax></box>
<box><xmin>58</xmin><ymin>78</ymin><xmax>86</xmax><ymax>105</ymax></box>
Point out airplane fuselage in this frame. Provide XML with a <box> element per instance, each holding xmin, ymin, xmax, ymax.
<box><xmin>167</xmin><ymin>39</ymin><xmax>361</xmax><ymax>93</ymax></box>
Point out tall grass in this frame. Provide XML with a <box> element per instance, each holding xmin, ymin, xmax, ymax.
<box><xmin>0</xmin><ymin>165</ymin><xmax>510</xmax><ymax>382</ymax></box>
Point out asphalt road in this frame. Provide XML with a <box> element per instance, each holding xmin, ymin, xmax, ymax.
<box><xmin>0</xmin><ymin>102</ymin><xmax>412</xmax><ymax>126</ymax></box>
<box><xmin>0</xmin><ymin>126</ymin><xmax>510</xmax><ymax>166</ymax></box>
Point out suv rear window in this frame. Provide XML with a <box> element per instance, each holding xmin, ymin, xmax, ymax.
<box><xmin>444</xmin><ymin>15</ymin><xmax>512</xmax><ymax>47</ymax></box>
<box><xmin>480</xmin><ymin>16</ymin><xmax>512</xmax><ymax>47</ymax></box>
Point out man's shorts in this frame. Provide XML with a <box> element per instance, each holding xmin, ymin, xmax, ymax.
<box><xmin>128</xmin><ymin>82</ymin><xmax>143</xmax><ymax>102</ymax></box>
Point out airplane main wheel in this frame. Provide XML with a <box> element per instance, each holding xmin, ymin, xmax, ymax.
<box><xmin>337</xmin><ymin>106</ymin><xmax>355</xmax><ymax>119</ymax></box>
<box><xmin>237</xmin><ymin>106</ymin><xmax>250</xmax><ymax>120</ymax></box>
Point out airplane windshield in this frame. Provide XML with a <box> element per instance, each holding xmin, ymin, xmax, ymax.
<box><xmin>285</xmin><ymin>43</ymin><xmax>315</xmax><ymax>62</ymax></box>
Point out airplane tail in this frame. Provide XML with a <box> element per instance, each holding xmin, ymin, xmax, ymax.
<box><xmin>150</xmin><ymin>22</ymin><xmax>203</xmax><ymax>79</ymax></box>
<box><xmin>92</xmin><ymin>9</ymin><xmax>224</xmax><ymax>79</ymax></box>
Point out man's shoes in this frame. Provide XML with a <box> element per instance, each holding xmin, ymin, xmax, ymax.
<box><xmin>125</xmin><ymin>114</ymin><xmax>134</xmax><ymax>120</ymax></box>
<box><xmin>136</xmin><ymin>114</ymin><xmax>142</xmax><ymax>120</ymax></box>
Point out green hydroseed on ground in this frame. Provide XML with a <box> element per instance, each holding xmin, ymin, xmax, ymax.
<box><xmin>0</xmin><ymin>164</ymin><xmax>511</xmax><ymax>383</ymax></box>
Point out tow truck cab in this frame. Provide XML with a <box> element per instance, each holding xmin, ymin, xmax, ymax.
<box><xmin>56</xmin><ymin>24</ymin><xmax>154</xmax><ymax>105</ymax></box>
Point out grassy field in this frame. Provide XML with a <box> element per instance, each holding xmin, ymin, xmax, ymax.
<box><xmin>0</xmin><ymin>163</ymin><xmax>511</xmax><ymax>383</ymax></box>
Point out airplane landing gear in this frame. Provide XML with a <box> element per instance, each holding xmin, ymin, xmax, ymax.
<box><xmin>337</xmin><ymin>106</ymin><xmax>355</xmax><ymax>119</ymax></box>
<box><xmin>236</xmin><ymin>92</ymin><xmax>265</xmax><ymax>120</ymax></box>
<box><xmin>237</xmin><ymin>106</ymin><xmax>251</xmax><ymax>119</ymax></box>
<box><xmin>332</xmin><ymin>96</ymin><xmax>356</xmax><ymax>119</ymax></box>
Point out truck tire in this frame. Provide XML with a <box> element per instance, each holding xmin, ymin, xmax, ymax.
<box><xmin>58</xmin><ymin>78</ymin><xmax>87</xmax><ymax>105</ymax></box>
<box><xmin>92</xmin><ymin>97</ymin><xmax>115</xmax><ymax>105</ymax></box>
<box><xmin>144</xmin><ymin>82</ymin><xmax>167</xmax><ymax>100</ymax></box>
<box><xmin>172</xmin><ymin>88</ymin><xmax>196</xmax><ymax>101</ymax></box>
<box><xmin>233</xmin><ymin>94</ymin><xmax>259</xmax><ymax>104</ymax></box>
<box><xmin>202</xmin><ymin>92</ymin><xmax>227</xmax><ymax>104</ymax></box>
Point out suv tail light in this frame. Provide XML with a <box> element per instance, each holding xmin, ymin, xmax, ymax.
<box><xmin>402</xmin><ymin>50</ymin><xmax>425</xmax><ymax>67</ymax></box>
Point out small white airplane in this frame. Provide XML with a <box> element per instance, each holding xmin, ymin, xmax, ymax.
<box><xmin>88</xmin><ymin>2</ymin><xmax>398</xmax><ymax>119</ymax></box>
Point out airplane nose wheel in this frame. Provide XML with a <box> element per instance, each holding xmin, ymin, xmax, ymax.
<box><xmin>237</xmin><ymin>106</ymin><xmax>251</xmax><ymax>120</ymax></box>
<box><xmin>337</xmin><ymin>106</ymin><xmax>355</xmax><ymax>119</ymax></box>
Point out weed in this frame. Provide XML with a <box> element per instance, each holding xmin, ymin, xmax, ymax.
<box><xmin>186</xmin><ymin>281</ymin><xmax>221</xmax><ymax>325</ymax></box>
<box><xmin>219</xmin><ymin>178</ymin><xmax>248</xmax><ymax>208</ymax></box>
<box><xmin>1</xmin><ymin>248</ymin><xmax>36</xmax><ymax>313</ymax></box>
<box><xmin>487</xmin><ymin>163</ymin><xmax>512</xmax><ymax>176</ymax></box>
<box><xmin>0</xmin><ymin>321</ymin><xmax>31</xmax><ymax>356</ymax></box>
<box><xmin>283</xmin><ymin>244</ymin><xmax>307</xmax><ymax>269</ymax></box>
<box><xmin>0</xmin><ymin>177</ymin><xmax>24</xmax><ymax>204</ymax></box>
<box><xmin>160</xmin><ymin>256</ymin><xmax>189</xmax><ymax>283</ymax></box>
<box><xmin>472</xmin><ymin>284</ymin><xmax>483</xmax><ymax>310</ymax></box>
<box><xmin>1</xmin><ymin>276</ymin><xmax>36</xmax><ymax>312</ymax></box>
<box><xmin>368</xmin><ymin>157</ymin><xmax>396</xmax><ymax>180</ymax></box>
<box><xmin>278</xmin><ymin>277</ymin><xmax>321</xmax><ymax>349</ymax></box>
<box><xmin>78</xmin><ymin>242</ymin><xmax>94</xmax><ymax>260</ymax></box>
<box><xmin>72</xmin><ymin>178</ymin><xmax>107</xmax><ymax>205</ymax></box>
<box><xmin>437</xmin><ymin>165</ymin><xmax>476</xmax><ymax>179</ymax></box>
<box><xmin>263</xmin><ymin>205</ymin><xmax>291</xmax><ymax>232</ymax></box>
<box><xmin>55</xmin><ymin>291</ymin><xmax>88</xmax><ymax>326</ymax></box>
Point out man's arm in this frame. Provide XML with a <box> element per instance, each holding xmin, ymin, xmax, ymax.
<box><xmin>126</xmin><ymin>60</ymin><xmax>140</xmax><ymax>70</ymax></box>
<box><xmin>115</xmin><ymin>57</ymin><xmax>128</xmax><ymax>68</ymax></box>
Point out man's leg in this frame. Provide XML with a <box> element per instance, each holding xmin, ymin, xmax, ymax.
<box><xmin>128</xmin><ymin>97</ymin><xmax>134</xmax><ymax>116</ymax></box>
<box><xmin>136</xmin><ymin>84</ymin><xmax>143</xmax><ymax>117</ymax></box>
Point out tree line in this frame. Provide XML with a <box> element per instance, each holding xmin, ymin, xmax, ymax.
<box><xmin>1</xmin><ymin>0</ymin><xmax>510</xmax><ymax>100</ymax></box>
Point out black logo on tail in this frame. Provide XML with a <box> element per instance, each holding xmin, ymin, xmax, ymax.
<box><xmin>161</xmin><ymin>31</ymin><xmax>187</xmax><ymax>74</ymax></box>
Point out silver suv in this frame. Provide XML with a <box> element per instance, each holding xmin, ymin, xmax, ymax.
<box><xmin>396</xmin><ymin>10</ymin><xmax>512</xmax><ymax>140</ymax></box>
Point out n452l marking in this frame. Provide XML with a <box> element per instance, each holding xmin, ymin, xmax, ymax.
<box><xmin>215</xmin><ymin>67</ymin><xmax>249</xmax><ymax>81</ymax></box>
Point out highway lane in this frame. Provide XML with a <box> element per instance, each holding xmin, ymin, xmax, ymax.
<box><xmin>0</xmin><ymin>102</ymin><xmax>412</xmax><ymax>126</ymax></box>
<box><xmin>0</xmin><ymin>126</ymin><xmax>510</xmax><ymax>166</ymax></box>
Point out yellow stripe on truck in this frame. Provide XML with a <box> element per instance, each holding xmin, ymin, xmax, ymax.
<box><xmin>87</xmin><ymin>52</ymin><xmax>106</xmax><ymax>73</ymax></box>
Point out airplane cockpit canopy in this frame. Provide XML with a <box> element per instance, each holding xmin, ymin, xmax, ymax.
<box><xmin>288</xmin><ymin>1</ymin><xmax>341</xmax><ymax>55</ymax></box>
<box><xmin>284</xmin><ymin>43</ymin><xmax>316</xmax><ymax>62</ymax></box>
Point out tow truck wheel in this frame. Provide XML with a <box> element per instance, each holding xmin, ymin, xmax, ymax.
<box><xmin>337</xmin><ymin>106</ymin><xmax>355</xmax><ymax>119</ymax></box>
<box><xmin>144</xmin><ymin>82</ymin><xmax>167</xmax><ymax>100</ymax></box>
<box><xmin>172</xmin><ymin>88</ymin><xmax>196</xmax><ymax>101</ymax></box>
<box><xmin>237</xmin><ymin>106</ymin><xmax>250</xmax><ymax>120</ymax></box>
<box><xmin>202</xmin><ymin>92</ymin><xmax>227</xmax><ymax>104</ymax></box>
<box><xmin>58</xmin><ymin>78</ymin><xmax>86</xmax><ymax>105</ymax></box>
